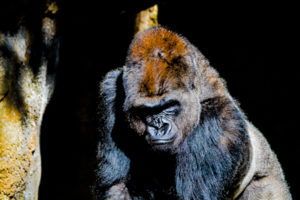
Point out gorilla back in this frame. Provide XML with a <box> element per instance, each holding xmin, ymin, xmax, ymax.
<box><xmin>96</xmin><ymin>27</ymin><xmax>291</xmax><ymax>200</ymax></box>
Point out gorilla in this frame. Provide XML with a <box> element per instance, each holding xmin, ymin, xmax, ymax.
<box><xmin>95</xmin><ymin>27</ymin><xmax>291</xmax><ymax>200</ymax></box>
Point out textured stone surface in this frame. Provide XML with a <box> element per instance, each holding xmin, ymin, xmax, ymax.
<box><xmin>0</xmin><ymin>2</ymin><xmax>58</xmax><ymax>199</ymax></box>
<box><xmin>134</xmin><ymin>4</ymin><xmax>159</xmax><ymax>35</ymax></box>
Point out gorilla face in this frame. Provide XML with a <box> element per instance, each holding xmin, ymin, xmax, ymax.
<box><xmin>128</xmin><ymin>99</ymin><xmax>179</xmax><ymax>142</ymax></box>
<box><xmin>123</xmin><ymin>83</ymin><xmax>201</xmax><ymax>152</ymax></box>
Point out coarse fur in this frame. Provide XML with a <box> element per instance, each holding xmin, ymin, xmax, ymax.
<box><xmin>95</xmin><ymin>27</ymin><xmax>291</xmax><ymax>200</ymax></box>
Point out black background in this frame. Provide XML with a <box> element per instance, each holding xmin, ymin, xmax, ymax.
<box><xmin>1</xmin><ymin>1</ymin><xmax>298</xmax><ymax>199</ymax></box>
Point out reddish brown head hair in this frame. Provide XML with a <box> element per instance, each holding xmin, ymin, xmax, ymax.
<box><xmin>127</xmin><ymin>27</ymin><xmax>191</xmax><ymax>97</ymax></box>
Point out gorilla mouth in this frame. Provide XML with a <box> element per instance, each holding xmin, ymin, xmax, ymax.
<box><xmin>149</xmin><ymin>136</ymin><xmax>175</xmax><ymax>145</ymax></box>
<box><xmin>146</xmin><ymin>129</ymin><xmax>176</xmax><ymax>145</ymax></box>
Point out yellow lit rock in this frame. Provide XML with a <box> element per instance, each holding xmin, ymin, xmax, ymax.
<box><xmin>134</xmin><ymin>4</ymin><xmax>159</xmax><ymax>35</ymax></box>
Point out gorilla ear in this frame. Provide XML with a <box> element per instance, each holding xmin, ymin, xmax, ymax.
<box><xmin>99</xmin><ymin>68</ymin><xmax>124</xmax><ymax>136</ymax></box>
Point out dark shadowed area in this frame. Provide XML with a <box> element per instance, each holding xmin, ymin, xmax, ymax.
<box><xmin>1</xmin><ymin>0</ymin><xmax>298</xmax><ymax>199</ymax></box>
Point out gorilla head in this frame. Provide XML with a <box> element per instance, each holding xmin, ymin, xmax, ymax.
<box><xmin>122</xmin><ymin>28</ymin><xmax>202</xmax><ymax>152</ymax></box>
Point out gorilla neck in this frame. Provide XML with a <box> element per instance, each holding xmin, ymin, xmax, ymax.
<box><xmin>176</xmin><ymin>97</ymin><xmax>249</xmax><ymax>200</ymax></box>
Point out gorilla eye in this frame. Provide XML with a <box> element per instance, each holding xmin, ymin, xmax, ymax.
<box><xmin>130</xmin><ymin>99</ymin><xmax>180</xmax><ymax>119</ymax></box>
<box><xmin>163</xmin><ymin>105</ymin><xmax>180</xmax><ymax>116</ymax></box>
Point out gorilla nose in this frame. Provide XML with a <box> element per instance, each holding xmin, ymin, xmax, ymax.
<box><xmin>146</xmin><ymin>119</ymin><xmax>175</xmax><ymax>144</ymax></box>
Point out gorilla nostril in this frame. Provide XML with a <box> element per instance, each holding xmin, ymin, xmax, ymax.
<box><xmin>147</xmin><ymin>121</ymin><xmax>170</xmax><ymax>136</ymax></box>
<box><xmin>147</xmin><ymin>126</ymin><xmax>158</xmax><ymax>136</ymax></box>
<box><xmin>158</xmin><ymin>123</ymin><xmax>170</xmax><ymax>136</ymax></box>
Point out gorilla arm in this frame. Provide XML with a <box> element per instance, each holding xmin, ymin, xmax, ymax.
<box><xmin>96</xmin><ymin>69</ymin><xmax>131</xmax><ymax>200</ymax></box>
<box><xmin>234</xmin><ymin>122</ymin><xmax>292</xmax><ymax>199</ymax></box>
